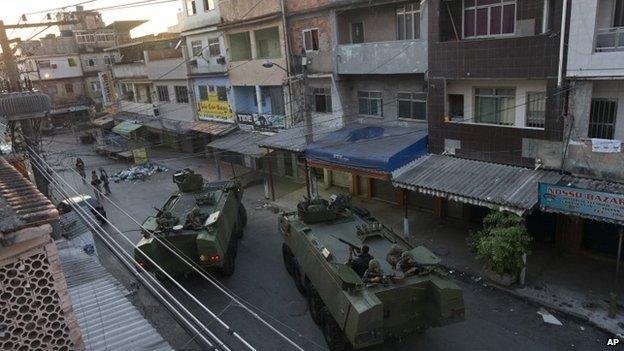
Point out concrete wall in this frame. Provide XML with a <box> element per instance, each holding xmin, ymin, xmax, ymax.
<box><xmin>219</xmin><ymin>0</ymin><xmax>281</xmax><ymax>22</ymax></box>
<box><xmin>180</xmin><ymin>0</ymin><xmax>221</xmax><ymax>32</ymax></box>
<box><xmin>288</xmin><ymin>13</ymin><xmax>333</xmax><ymax>73</ymax></box>
<box><xmin>192</xmin><ymin>76</ymin><xmax>235</xmax><ymax>122</ymax></box>
<box><xmin>336</xmin><ymin>39</ymin><xmax>427</xmax><ymax>75</ymax></box>
<box><xmin>567</xmin><ymin>0</ymin><xmax>624</xmax><ymax>78</ymax></box>
<box><xmin>79</xmin><ymin>52</ymin><xmax>118</xmax><ymax>74</ymax></box>
<box><xmin>186</xmin><ymin>30</ymin><xmax>228</xmax><ymax>75</ymax></box>
<box><xmin>112</xmin><ymin>62</ymin><xmax>147</xmax><ymax>79</ymax></box>
<box><xmin>26</xmin><ymin>55</ymin><xmax>83</xmax><ymax>81</ymax></box>
<box><xmin>37</xmin><ymin>77</ymin><xmax>88</xmax><ymax>108</ymax></box>
<box><xmin>146</xmin><ymin>57</ymin><xmax>188</xmax><ymax>81</ymax></box>
<box><xmin>446</xmin><ymin>79</ymin><xmax>548</xmax><ymax>128</ymax></box>
<box><xmin>339</xmin><ymin>74</ymin><xmax>427</xmax><ymax>124</ymax></box>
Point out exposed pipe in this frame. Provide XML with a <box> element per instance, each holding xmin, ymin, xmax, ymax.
<box><xmin>557</xmin><ymin>0</ymin><xmax>569</xmax><ymax>87</ymax></box>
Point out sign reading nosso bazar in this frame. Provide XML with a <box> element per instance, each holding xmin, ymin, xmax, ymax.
<box><xmin>539</xmin><ymin>183</ymin><xmax>624</xmax><ymax>224</ymax></box>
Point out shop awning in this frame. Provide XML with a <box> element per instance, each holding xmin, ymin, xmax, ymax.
<box><xmin>92</xmin><ymin>116</ymin><xmax>114</xmax><ymax>127</ymax></box>
<box><xmin>259</xmin><ymin>122</ymin><xmax>341</xmax><ymax>153</ymax></box>
<box><xmin>112</xmin><ymin>121</ymin><xmax>143</xmax><ymax>136</ymax></box>
<box><xmin>189</xmin><ymin>120</ymin><xmax>237</xmax><ymax>136</ymax></box>
<box><xmin>539</xmin><ymin>176</ymin><xmax>624</xmax><ymax>225</ymax></box>
<box><xmin>392</xmin><ymin>154</ymin><xmax>563</xmax><ymax>216</ymax></box>
<box><xmin>207</xmin><ymin>130</ymin><xmax>269</xmax><ymax>158</ymax></box>
<box><xmin>305</xmin><ymin>123</ymin><xmax>428</xmax><ymax>173</ymax></box>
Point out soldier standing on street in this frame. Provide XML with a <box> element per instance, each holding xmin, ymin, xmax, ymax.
<box><xmin>99</xmin><ymin>168</ymin><xmax>111</xmax><ymax>195</ymax></box>
<box><xmin>76</xmin><ymin>158</ymin><xmax>86</xmax><ymax>182</ymax></box>
<box><xmin>91</xmin><ymin>170</ymin><xmax>102</xmax><ymax>200</ymax></box>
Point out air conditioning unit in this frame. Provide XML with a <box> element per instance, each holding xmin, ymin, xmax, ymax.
<box><xmin>189</xmin><ymin>59</ymin><xmax>198</xmax><ymax>68</ymax></box>
<box><xmin>216</xmin><ymin>56</ymin><xmax>226</xmax><ymax>65</ymax></box>
<box><xmin>51</xmin><ymin>64</ymin><xmax>58</xmax><ymax>69</ymax></box>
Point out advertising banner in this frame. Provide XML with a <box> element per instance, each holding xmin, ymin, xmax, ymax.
<box><xmin>132</xmin><ymin>147</ymin><xmax>148</xmax><ymax>165</ymax></box>
<box><xmin>98</xmin><ymin>71</ymin><xmax>115</xmax><ymax>106</ymax></box>
<box><xmin>197</xmin><ymin>93</ymin><xmax>234</xmax><ymax>121</ymax></box>
<box><xmin>539</xmin><ymin>183</ymin><xmax>624</xmax><ymax>224</ymax></box>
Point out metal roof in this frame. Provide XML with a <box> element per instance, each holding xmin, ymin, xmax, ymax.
<box><xmin>112</xmin><ymin>121</ymin><xmax>143</xmax><ymax>136</ymax></box>
<box><xmin>92</xmin><ymin>116</ymin><xmax>114</xmax><ymax>127</ymax></box>
<box><xmin>392</xmin><ymin>154</ymin><xmax>564</xmax><ymax>215</ymax></box>
<box><xmin>207</xmin><ymin>130</ymin><xmax>269</xmax><ymax>158</ymax></box>
<box><xmin>0</xmin><ymin>156</ymin><xmax>58</xmax><ymax>234</ymax></box>
<box><xmin>57</xmin><ymin>240</ymin><xmax>172</xmax><ymax>351</ymax></box>
<box><xmin>259</xmin><ymin>122</ymin><xmax>341</xmax><ymax>153</ymax></box>
<box><xmin>560</xmin><ymin>175</ymin><xmax>624</xmax><ymax>195</ymax></box>
<box><xmin>189</xmin><ymin>120</ymin><xmax>236</xmax><ymax>136</ymax></box>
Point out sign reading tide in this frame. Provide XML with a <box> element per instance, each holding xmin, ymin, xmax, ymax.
<box><xmin>539</xmin><ymin>183</ymin><xmax>624</xmax><ymax>224</ymax></box>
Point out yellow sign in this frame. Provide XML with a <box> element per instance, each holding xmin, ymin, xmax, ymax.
<box><xmin>132</xmin><ymin>147</ymin><xmax>148</xmax><ymax>164</ymax></box>
<box><xmin>197</xmin><ymin>93</ymin><xmax>233</xmax><ymax>120</ymax></box>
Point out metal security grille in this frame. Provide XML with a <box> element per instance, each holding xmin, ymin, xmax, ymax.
<box><xmin>588</xmin><ymin>99</ymin><xmax>617</xmax><ymax>139</ymax></box>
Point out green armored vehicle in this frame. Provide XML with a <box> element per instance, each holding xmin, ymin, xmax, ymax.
<box><xmin>135</xmin><ymin>169</ymin><xmax>247</xmax><ymax>277</ymax></box>
<box><xmin>279</xmin><ymin>196</ymin><xmax>465</xmax><ymax>350</ymax></box>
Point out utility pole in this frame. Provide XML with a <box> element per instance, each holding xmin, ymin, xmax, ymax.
<box><xmin>0</xmin><ymin>19</ymin><xmax>76</xmax><ymax>196</ymax></box>
<box><xmin>301</xmin><ymin>51</ymin><xmax>316</xmax><ymax>199</ymax></box>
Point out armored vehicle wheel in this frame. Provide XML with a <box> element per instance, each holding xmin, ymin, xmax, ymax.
<box><xmin>307</xmin><ymin>285</ymin><xmax>325</xmax><ymax>326</ymax></box>
<box><xmin>282</xmin><ymin>243</ymin><xmax>295</xmax><ymax>276</ymax></box>
<box><xmin>321</xmin><ymin>307</ymin><xmax>349</xmax><ymax>351</ymax></box>
<box><xmin>291</xmin><ymin>259</ymin><xmax>306</xmax><ymax>295</ymax></box>
<box><xmin>220</xmin><ymin>239</ymin><xmax>237</xmax><ymax>277</ymax></box>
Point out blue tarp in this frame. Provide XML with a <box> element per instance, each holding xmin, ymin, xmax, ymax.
<box><xmin>305</xmin><ymin>123</ymin><xmax>428</xmax><ymax>173</ymax></box>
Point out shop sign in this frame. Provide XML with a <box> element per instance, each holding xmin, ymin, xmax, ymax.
<box><xmin>539</xmin><ymin>183</ymin><xmax>624</xmax><ymax>224</ymax></box>
<box><xmin>197</xmin><ymin>93</ymin><xmax>234</xmax><ymax>121</ymax></box>
<box><xmin>591</xmin><ymin>138</ymin><xmax>622</xmax><ymax>153</ymax></box>
<box><xmin>133</xmin><ymin>147</ymin><xmax>148</xmax><ymax>165</ymax></box>
<box><xmin>98</xmin><ymin>71</ymin><xmax>115</xmax><ymax>106</ymax></box>
<box><xmin>236</xmin><ymin>112</ymin><xmax>285</xmax><ymax>131</ymax></box>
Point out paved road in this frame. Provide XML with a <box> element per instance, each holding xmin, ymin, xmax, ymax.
<box><xmin>48</xmin><ymin>136</ymin><xmax>610</xmax><ymax>351</ymax></box>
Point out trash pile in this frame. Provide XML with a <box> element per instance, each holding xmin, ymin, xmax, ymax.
<box><xmin>111</xmin><ymin>162</ymin><xmax>168</xmax><ymax>182</ymax></box>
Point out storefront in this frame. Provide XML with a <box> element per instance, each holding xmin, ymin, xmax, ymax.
<box><xmin>305</xmin><ymin>122</ymin><xmax>428</xmax><ymax>204</ymax></box>
<box><xmin>539</xmin><ymin>177</ymin><xmax>624</xmax><ymax>258</ymax></box>
<box><xmin>193</xmin><ymin>76</ymin><xmax>235</xmax><ymax>123</ymax></box>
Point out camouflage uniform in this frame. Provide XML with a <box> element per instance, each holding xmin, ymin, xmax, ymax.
<box><xmin>386</xmin><ymin>244</ymin><xmax>406</xmax><ymax>267</ymax></box>
<box><xmin>363</xmin><ymin>259</ymin><xmax>383</xmax><ymax>283</ymax></box>
<box><xmin>396</xmin><ymin>251</ymin><xmax>419</xmax><ymax>275</ymax></box>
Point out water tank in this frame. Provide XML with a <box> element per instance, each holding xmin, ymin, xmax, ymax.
<box><xmin>0</xmin><ymin>91</ymin><xmax>51</xmax><ymax>121</ymax></box>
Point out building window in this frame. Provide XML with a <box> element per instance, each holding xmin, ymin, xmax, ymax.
<box><xmin>174</xmin><ymin>86</ymin><xmax>189</xmax><ymax>103</ymax></box>
<box><xmin>255</xmin><ymin>27</ymin><xmax>281</xmax><ymax>59</ymax></box>
<box><xmin>216</xmin><ymin>86</ymin><xmax>227</xmax><ymax>101</ymax></box>
<box><xmin>208</xmin><ymin>38</ymin><xmax>220</xmax><ymax>57</ymax></box>
<box><xmin>104</xmin><ymin>55</ymin><xmax>115</xmax><ymax>64</ymax></box>
<box><xmin>397</xmin><ymin>92</ymin><xmax>426</xmax><ymax>120</ymax></box>
<box><xmin>157</xmin><ymin>86</ymin><xmax>170</xmax><ymax>102</ymax></box>
<box><xmin>526</xmin><ymin>92</ymin><xmax>546</xmax><ymax>128</ymax></box>
<box><xmin>448</xmin><ymin>94</ymin><xmax>465</xmax><ymax>120</ymax></box>
<box><xmin>303</xmin><ymin>29</ymin><xmax>319</xmax><ymax>52</ymax></box>
<box><xmin>588</xmin><ymin>99</ymin><xmax>617</xmax><ymax>139</ymax></box>
<box><xmin>358</xmin><ymin>91</ymin><xmax>383</xmax><ymax>117</ymax></box>
<box><xmin>64</xmin><ymin>83</ymin><xmax>74</xmax><ymax>94</ymax></box>
<box><xmin>464</xmin><ymin>0</ymin><xmax>516</xmax><ymax>38</ymax></box>
<box><xmin>37</xmin><ymin>60</ymin><xmax>51</xmax><ymax>68</ymax></box>
<box><xmin>86</xmin><ymin>58</ymin><xmax>96</xmax><ymax>67</ymax></box>
<box><xmin>91</xmin><ymin>81</ymin><xmax>100</xmax><ymax>92</ymax></box>
<box><xmin>203</xmin><ymin>0</ymin><xmax>215</xmax><ymax>11</ymax></box>
<box><xmin>351</xmin><ymin>22</ymin><xmax>364</xmax><ymax>44</ymax></box>
<box><xmin>229</xmin><ymin>32</ymin><xmax>252</xmax><ymax>61</ymax></box>
<box><xmin>191</xmin><ymin>40</ymin><xmax>203</xmax><ymax>57</ymax></box>
<box><xmin>198</xmin><ymin>85</ymin><xmax>208</xmax><ymax>100</ymax></box>
<box><xmin>313</xmin><ymin>87</ymin><xmax>332</xmax><ymax>113</ymax></box>
<box><xmin>186</xmin><ymin>0</ymin><xmax>196</xmax><ymax>15</ymax></box>
<box><xmin>397</xmin><ymin>3</ymin><xmax>421</xmax><ymax>40</ymax></box>
<box><xmin>67</xmin><ymin>57</ymin><xmax>77</xmax><ymax>67</ymax></box>
<box><xmin>474</xmin><ymin>88</ymin><xmax>516</xmax><ymax>125</ymax></box>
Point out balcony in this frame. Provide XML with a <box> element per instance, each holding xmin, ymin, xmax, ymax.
<box><xmin>336</xmin><ymin>40</ymin><xmax>427</xmax><ymax>75</ymax></box>
<box><xmin>112</xmin><ymin>62</ymin><xmax>147</xmax><ymax>79</ymax></box>
<box><xmin>596</xmin><ymin>27</ymin><xmax>624</xmax><ymax>52</ymax></box>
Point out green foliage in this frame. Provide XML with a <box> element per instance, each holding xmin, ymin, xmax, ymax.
<box><xmin>470</xmin><ymin>211</ymin><xmax>532</xmax><ymax>275</ymax></box>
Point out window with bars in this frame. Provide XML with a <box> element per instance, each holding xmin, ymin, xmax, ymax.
<box><xmin>303</xmin><ymin>29</ymin><xmax>319</xmax><ymax>52</ymax></box>
<box><xmin>526</xmin><ymin>92</ymin><xmax>546</xmax><ymax>128</ymax></box>
<box><xmin>175</xmin><ymin>86</ymin><xmax>189</xmax><ymax>103</ymax></box>
<box><xmin>208</xmin><ymin>38</ymin><xmax>220</xmax><ymax>56</ymax></box>
<box><xmin>358</xmin><ymin>91</ymin><xmax>383</xmax><ymax>117</ymax></box>
<box><xmin>397</xmin><ymin>3</ymin><xmax>421</xmax><ymax>40</ymax></box>
<box><xmin>313</xmin><ymin>87</ymin><xmax>332</xmax><ymax>113</ymax></box>
<box><xmin>203</xmin><ymin>0</ymin><xmax>215</xmax><ymax>11</ymax></box>
<box><xmin>198</xmin><ymin>85</ymin><xmax>208</xmax><ymax>101</ymax></box>
<box><xmin>397</xmin><ymin>92</ymin><xmax>426</xmax><ymax>120</ymax></box>
<box><xmin>464</xmin><ymin>0</ymin><xmax>516</xmax><ymax>38</ymax></box>
<box><xmin>191</xmin><ymin>40</ymin><xmax>203</xmax><ymax>57</ymax></box>
<box><xmin>588</xmin><ymin>99</ymin><xmax>617</xmax><ymax>139</ymax></box>
<box><xmin>186</xmin><ymin>0</ymin><xmax>196</xmax><ymax>15</ymax></box>
<box><xmin>157</xmin><ymin>86</ymin><xmax>170</xmax><ymax>102</ymax></box>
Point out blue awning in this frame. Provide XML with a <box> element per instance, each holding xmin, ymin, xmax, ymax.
<box><xmin>305</xmin><ymin>123</ymin><xmax>428</xmax><ymax>173</ymax></box>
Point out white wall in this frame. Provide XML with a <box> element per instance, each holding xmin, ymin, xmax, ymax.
<box><xmin>567</xmin><ymin>0</ymin><xmax>624</xmax><ymax>78</ymax></box>
<box><xmin>27</xmin><ymin>55</ymin><xmax>83</xmax><ymax>81</ymax></box>
<box><xmin>592</xmin><ymin>80</ymin><xmax>624</xmax><ymax>140</ymax></box>
<box><xmin>179</xmin><ymin>0</ymin><xmax>221</xmax><ymax>33</ymax></box>
<box><xmin>446</xmin><ymin>79</ymin><xmax>547</xmax><ymax>128</ymax></box>
<box><xmin>185</xmin><ymin>30</ymin><xmax>227</xmax><ymax>74</ymax></box>
<box><xmin>146</xmin><ymin>57</ymin><xmax>187</xmax><ymax>81</ymax></box>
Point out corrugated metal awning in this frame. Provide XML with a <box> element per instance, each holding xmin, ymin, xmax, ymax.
<box><xmin>259</xmin><ymin>123</ymin><xmax>341</xmax><ymax>153</ymax></box>
<box><xmin>189</xmin><ymin>120</ymin><xmax>237</xmax><ymax>136</ymax></box>
<box><xmin>207</xmin><ymin>130</ymin><xmax>269</xmax><ymax>158</ymax></box>
<box><xmin>112</xmin><ymin>121</ymin><xmax>143</xmax><ymax>136</ymax></box>
<box><xmin>392</xmin><ymin>154</ymin><xmax>563</xmax><ymax>215</ymax></box>
<box><xmin>92</xmin><ymin>116</ymin><xmax>114</xmax><ymax>127</ymax></box>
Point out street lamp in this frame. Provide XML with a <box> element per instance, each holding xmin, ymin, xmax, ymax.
<box><xmin>262</xmin><ymin>61</ymin><xmax>288</xmax><ymax>72</ymax></box>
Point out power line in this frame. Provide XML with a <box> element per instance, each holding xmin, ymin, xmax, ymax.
<box><xmin>25</xmin><ymin>0</ymin><xmax>99</xmax><ymax>15</ymax></box>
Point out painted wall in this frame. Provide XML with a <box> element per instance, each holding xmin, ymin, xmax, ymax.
<box><xmin>146</xmin><ymin>57</ymin><xmax>188</xmax><ymax>81</ymax></box>
<box><xmin>567</xmin><ymin>0</ymin><xmax>624</xmax><ymax>78</ymax></box>
<box><xmin>219</xmin><ymin>0</ymin><xmax>281</xmax><ymax>22</ymax></box>
<box><xmin>26</xmin><ymin>55</ymin><xmax>83</xmax><ymax>81</ymax></box>
<box><xmin>193</xmin><ymin>76</ymin><xmax>235</xmax><ymax>122</ymax></box>
<box><xmin>180</xmin><ymin>0</ymin><xmax>221</xmax><ymax>32</ymax></box>
<box><xmin>186</xmin><ymin>30</ymin><xmax>228</xmax><ymax>74</ymax></box>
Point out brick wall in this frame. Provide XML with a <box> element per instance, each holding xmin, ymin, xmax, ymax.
<box><xmin>288</xmin><ymin>15</ymin><xmax>332</xmax><ymax>54</ymax></box>
<box><xmin>284</xmin><ymin>0</ymin><xmax>329</xmax><ymax>13</ymax></box>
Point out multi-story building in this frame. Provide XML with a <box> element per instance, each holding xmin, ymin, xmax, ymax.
<box><xmin>180</xmin><ymin>0</ymin><xmax>234</xmax><ymax>124</ymax></box>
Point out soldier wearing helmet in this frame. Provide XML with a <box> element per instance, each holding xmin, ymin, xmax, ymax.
<box><xmin>396</xmin><ymin>251</ymin><xmax>419</xmax><ymax>276</ymax></box>
<box><xmin>363</xmin><ymin>259</ymin><xmax>383</xmax><ymax>284</ymax></box>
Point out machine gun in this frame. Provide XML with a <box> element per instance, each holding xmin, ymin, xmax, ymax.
<box><xmin>331</xmin><ymin>234</ymin><xmax>362</xmax><ymax>252</ymax></box>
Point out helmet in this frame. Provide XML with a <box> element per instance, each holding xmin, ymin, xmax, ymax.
<box><xmin>368</xmin><ymin>259</ymin><xmax>381</xmax><ymax>269</ymax></box>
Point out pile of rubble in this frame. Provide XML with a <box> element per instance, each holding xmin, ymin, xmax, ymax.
<box><xmin>111</xmin><ymin>163</ymin><xmax>168</xmax><ymax>182</ymax></box>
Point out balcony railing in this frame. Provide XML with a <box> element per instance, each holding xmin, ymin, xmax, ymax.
<box><xmin>596</xmin><ymin>27</ymin><xmax>624</xmax><ymax>52</ymax></box>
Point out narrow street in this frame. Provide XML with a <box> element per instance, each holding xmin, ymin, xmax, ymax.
<box><xmin>49</xmin><ymin>134</ymin><xmax>610</xmax><ymax>351</ymax></box>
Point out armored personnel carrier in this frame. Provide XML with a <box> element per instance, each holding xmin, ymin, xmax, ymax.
<box><xmin>279</xmin><ymin>196</ymin><xmax>465</xmax><ymax>350</ymax></box>
<box><xmin>135</xmin><ymin>169</ymin><xmax>247</xmax><ymax>277</ymax></box>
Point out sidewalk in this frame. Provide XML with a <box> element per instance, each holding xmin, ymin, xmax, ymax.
<box><xmin>271</xmin><ymin>180</ymin><xmax>624</xmax><ymax>335</ymax></box>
